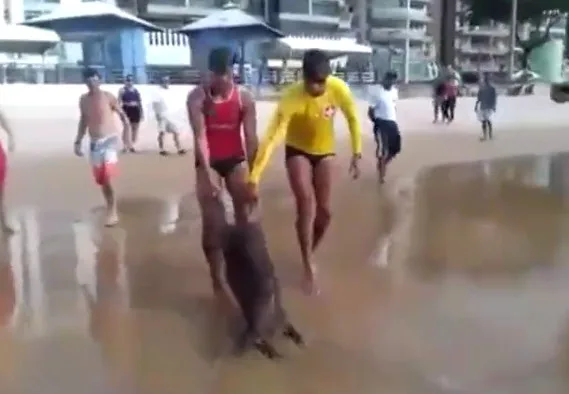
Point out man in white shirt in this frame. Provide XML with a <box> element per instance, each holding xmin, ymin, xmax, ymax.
<box><xmin>368</xmin><ymin>71</ymin><xmax>401</xmax><ymax>183</ymax></box>
<box><xmin>152</xmin><ymin>76</ymin><xmax>186</xmax><ymax>156</ymax></box>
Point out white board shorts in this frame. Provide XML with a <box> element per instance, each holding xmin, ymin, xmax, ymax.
<box><xmin>477</xmin><ymin>109</ymin><xmax>494</xmax><ymax>122</ymax></box>
<box><xmin>156</xmin><ymin>117</ymin><xmax>178</xmax><ymax>134</ymax></box>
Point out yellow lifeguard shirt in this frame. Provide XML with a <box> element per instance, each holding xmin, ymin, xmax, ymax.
<box><xmin>248</xmin><ymin>75</ymin><xmax>362</xmax><ymax>184</ymax></box>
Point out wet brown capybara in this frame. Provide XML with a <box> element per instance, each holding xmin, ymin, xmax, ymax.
<box><xmin>222</xmin><ymin>222</ymin><xmax>304</xmax><ymax>359</ymax></box>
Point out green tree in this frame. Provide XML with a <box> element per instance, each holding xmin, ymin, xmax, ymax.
<box><xmin>461</xmin><ymin>0</ymin><xmax>568</xmax><ymax>69</ymax></box>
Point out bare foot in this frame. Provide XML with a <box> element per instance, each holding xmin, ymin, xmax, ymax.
<box><xmin>104</xmin><ymin>211</ymin><xmax>119</xmax><ymax>227</ymax></box>
<box><xmin>301</xmin><ymin>265</ymin><xmax>320</xmax><ymax>296</ymax></box>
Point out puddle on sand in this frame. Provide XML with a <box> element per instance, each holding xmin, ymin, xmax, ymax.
<box><xmin>1</xmin><ymin>153</ymin><xmax>569</xmax><ymax>393</ymax></box>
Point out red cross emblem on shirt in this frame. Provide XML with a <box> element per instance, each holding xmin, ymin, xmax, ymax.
<box><xmin>323</xmin><ymin>105</ymin><xmax>336</xmax><ymax>118</ymax></box>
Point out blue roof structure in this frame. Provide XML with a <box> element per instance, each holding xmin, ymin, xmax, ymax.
<box><xmin>177</xmin><ymin>6</ymin><xmax>283</xmax><ymax>41</ymax></box>
<box><xmin>22</xmin><ymin>1</ymin><xmax>162</xmax><ymax>38</ymax></box>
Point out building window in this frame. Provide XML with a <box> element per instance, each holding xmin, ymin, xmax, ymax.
<box><xmin>312</xmin><ymin>0</ymin><xmax>337</xmax><ymax>17</ymax></box>
<box><xmin>280</xmin><ymin>0</ymin><xmax>309</xmax><ymax>14</ymax></box>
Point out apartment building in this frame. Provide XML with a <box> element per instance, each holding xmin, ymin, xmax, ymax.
<box><xmin>349</xmin><ymin>0</ymin><xmax>437</xmax><ymax>81</ymax></box>
<box><xmin>454</xmin><ymin>0</ymin><xmax>567</xmax><ymax>74</ymax></box>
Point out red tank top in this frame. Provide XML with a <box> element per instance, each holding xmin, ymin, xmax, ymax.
<box><xmin>203</xmin><ymin>85</ymin><xmax>245</xmax><ymax>162</ymax></box>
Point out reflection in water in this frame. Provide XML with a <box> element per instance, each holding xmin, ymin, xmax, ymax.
<box><xmin>5</xmin><ymin>154</ymin><xmax>569</xmax><ymax>393</ymax></box>
<box><xmin>75</xmin><ymin>222</ymin><xmax>133</xmax><ymax>391</ymax></box>
<box><xmin>22</xmin><ymin>209</ymin><xmax>45</xmax><ymax>337</ymax></box>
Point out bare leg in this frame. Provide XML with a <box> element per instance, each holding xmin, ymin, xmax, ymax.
<box><xmin>101</xmin><ymin>181</ymin><xmax>118</xmax><ymax>227</ymax></box>
<box><xmin>158</xmin><ymin>131</ymin><xmax>167</xmax><ymax>155</ymax></box>
<box><xmin>172</xmin><ymin>132</ymin><xmax>186</xmax><ymax>154</ymax></box>
<box><xmin>130</xmin><ymin>123</ymin><xmax>139</xmax><ymax>152</ymax></box>
<box><xmin>225</xmin><ymin>162</ymin><xmax>252</xmax><ymax>225</ymax></box>
<box><xmin>286</xmin><ymin>156</ymin><xmax>317</xmax><ymax>295</ymax></box>
<box><xmin>433</xmin><ymin>100</ymin><xmax>439</xmax><ymax>123</ymax></box>
<box><xmin>311</xmin><ymin>157</ymin><xmax>333</xmax><ymax>252</ymax></box>
<box><xmin>379</xmin><ymin>132</ymin><xmax>388</xmax><ymax>183</ymax></box>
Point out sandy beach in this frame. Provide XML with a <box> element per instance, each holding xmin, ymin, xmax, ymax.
<box><xmin>1</xmin><ymin>94</ymin><xmax>569</xmax><ymax>393</ymax></box>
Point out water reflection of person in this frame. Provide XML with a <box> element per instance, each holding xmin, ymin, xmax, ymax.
<box><xmin>0</xmin><ymin>230</ymin><xmax>23</xmax><ymax>390</ymax></box>
<box><xmin>80</xmin><ymin>227</ymin><xmax>134</xmax><ymax>390</ymax></box>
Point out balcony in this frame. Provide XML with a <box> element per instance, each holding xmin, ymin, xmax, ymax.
<box><xmin>457</xmin><ymin>44</ymin><xmax>509</xmax><ymax>56</ymax></box>
<box><xmin>370</xmin><ymin>6</ymin><xmax>431</xmax><ymax>23</ymax></box>
<box><xmin>146</xmin><ymin>0</ymin><xmax>222</xmax><ymax>17</ymax></box>
<box><xmin>279</xmin><ymin>0</ymin><xmax>341</xmax><ymax>25</ymax></box>
<box><xmin>456</xmin><ymin>25</ymin><xmax>510</xmax><ymax>37</ymax></box>
<box><xmin>458</xmin><ymin>61</ymin><xmax>502</xmax><ymax>72</ymax></box>
<box><xmin>369</xmin><ymin>27</ymin><xmax>431</xmax><ymax>42</ymax></box>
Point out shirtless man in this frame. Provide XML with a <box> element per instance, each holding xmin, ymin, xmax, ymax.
<box><xmin>0</xmin><ymin>108</ymin><xmax>15</xmax><ymax>235</ymax></box>
<box><xmin>74</xmin><ymin>68</ymin><xmax>131</xmax><ymax>227</ymax></box>
<box><xmin>187</xmin><ymin>47</ymin><xmax>257</xmax><ymax>300</ymax></box>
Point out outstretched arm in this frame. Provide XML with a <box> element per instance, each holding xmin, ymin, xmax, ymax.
<box><xmin>335</xmin><ymin>80</ymin><xmax>362</xmax><ymax>156</ymax></box>
<box><xmin>247</xmin><ymin>100</ymin><xmax>291</xmax><ymax>185</ymax></box>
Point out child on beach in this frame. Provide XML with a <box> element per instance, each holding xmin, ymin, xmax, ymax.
<box><xmin>475</xmin><ymin>73</ymin><xmax>497</xmax><ymax>141</ymax></box>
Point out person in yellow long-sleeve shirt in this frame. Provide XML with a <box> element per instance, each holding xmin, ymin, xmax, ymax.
<box><xmin>246</xmin><ymin>49</ymin><xmax>362</xmax><ymax>295</ymax></box>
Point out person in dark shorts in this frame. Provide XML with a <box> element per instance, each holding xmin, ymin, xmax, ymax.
<box><xmin>433</xmin><ymin>78</ymin><xmax>447</xmax><ymax>123</ymax></box>
<box><xmin>186</xmin><ymin>47</ymin><xmax>258</xmax><ymax>304</ymax></box>
<box><xmin>368</xmin><ymin>71</ymin><xmax>401</xmax><ymax>183</ymax></box>
<box><xmin>117</xmin><ymin>75</ymin><xmax>143</xmax><ymax>152</ymax></box>
<box><xmin>475</xmin><ymin>72</ymin><xmax>497</xmax><ymax>141</ymax></box>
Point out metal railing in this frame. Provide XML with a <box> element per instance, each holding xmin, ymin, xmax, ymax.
<box><xmin>0</xmin><ymin>63</ymin><xmax>381</xmax><ymax>85</ymax></box>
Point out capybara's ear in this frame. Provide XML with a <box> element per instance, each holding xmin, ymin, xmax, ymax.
<box><xmin>255</xmin><ymin>340</ymin><xmax>282</xmax><ymax>360</ymax></box>
<box><xmin>283</xmin><ymin>323</ymin><xmax>305</xmax><ymax>347</ymax></box>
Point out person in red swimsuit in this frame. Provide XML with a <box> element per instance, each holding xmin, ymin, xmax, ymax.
<box><xmin>186</xmin><ymin>47</ymin><xmax>258</xmax><ymax>302</ymax></box>
<box><xmin>0</xmin><ymin>109</ymin><xmax>15</xmax><ymax>235</ymax></box>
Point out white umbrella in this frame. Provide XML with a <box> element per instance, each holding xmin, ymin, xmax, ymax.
<box><xmin>23</xmin><ymin>1</ymin><xmax>162</xmax><ymax>32</ymax></box>
<box><xmin>0</xmin><ymin>24</ymin><xmax>60</xmax><ymax>53</ymax></box>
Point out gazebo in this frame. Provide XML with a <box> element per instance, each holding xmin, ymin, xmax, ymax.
<box><xmin>23</xmin><ymin>1</ymin><xmax>162</xmax><ymax>83</ymax></box>
<box><xmin>0</xmin><ymin>24</ymin><xmax>60</xmax><ymax>83</ymax></box>
<box><xmin>177</xmin><ymin>2</ymin><xmax>283</xmax><ymax>78</ymax></box>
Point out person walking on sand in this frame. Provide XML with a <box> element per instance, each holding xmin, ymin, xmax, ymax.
<box><xmin>475</xmin><ymin>72</ymin><xmax>497</xmax><ymax>141</ymax></box>
<box><xmin>117</xmin><ymin>74</ymin><xmax>143</xmax><ymax>153</ymax></box>
<box><xmin>187</xmin><ymin>47</ymin><xmax>258</xmax><ymax>303</ymax></box>
<box><xmin>245</xmin><ymin>49</ymin><xmax>362</xmax><ymax>296</ymax></box>
<box><xmin>74</xmin><ymin>68</ymin><xmax>132</xmax><ymax>227</ymax></box>
<box><xmin>368</xmin><ymin>71</ymin><xmax>401</xmax><ymax>184</ymax></box>
<box><xmin>442</xmin><ymin>74</ymin><xmax>459</xmax><ymax>123</ymax></box>
<box><xmin>432</xmin><ymin>77</ymin><xmax>447</xmax><ymax>123</ymax></box>
<box><xmin>152</xmin><ymin>76</ymin><xmax>186</xmax><ymax>156</ymax></box>
<box><xmin>0</xmin><ymin>108</ymin><xmax>15</xmax><ymax>235</ymax></box>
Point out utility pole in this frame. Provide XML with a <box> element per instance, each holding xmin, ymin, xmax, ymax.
<box><xmin>508</xmin><ymin>0</ymin><xmax>518</xmax><ymax>79</ymax></box>
<box><xmin>403</xmin><ymin>0</ymin><xmax>411</xmax><ymax>83</ymax></box>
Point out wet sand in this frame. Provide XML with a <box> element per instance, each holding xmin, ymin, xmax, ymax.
<box><xmin>2</xmin><ymin>101</ymin><xmax>569</xmax><ymax>393</ymax></box>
